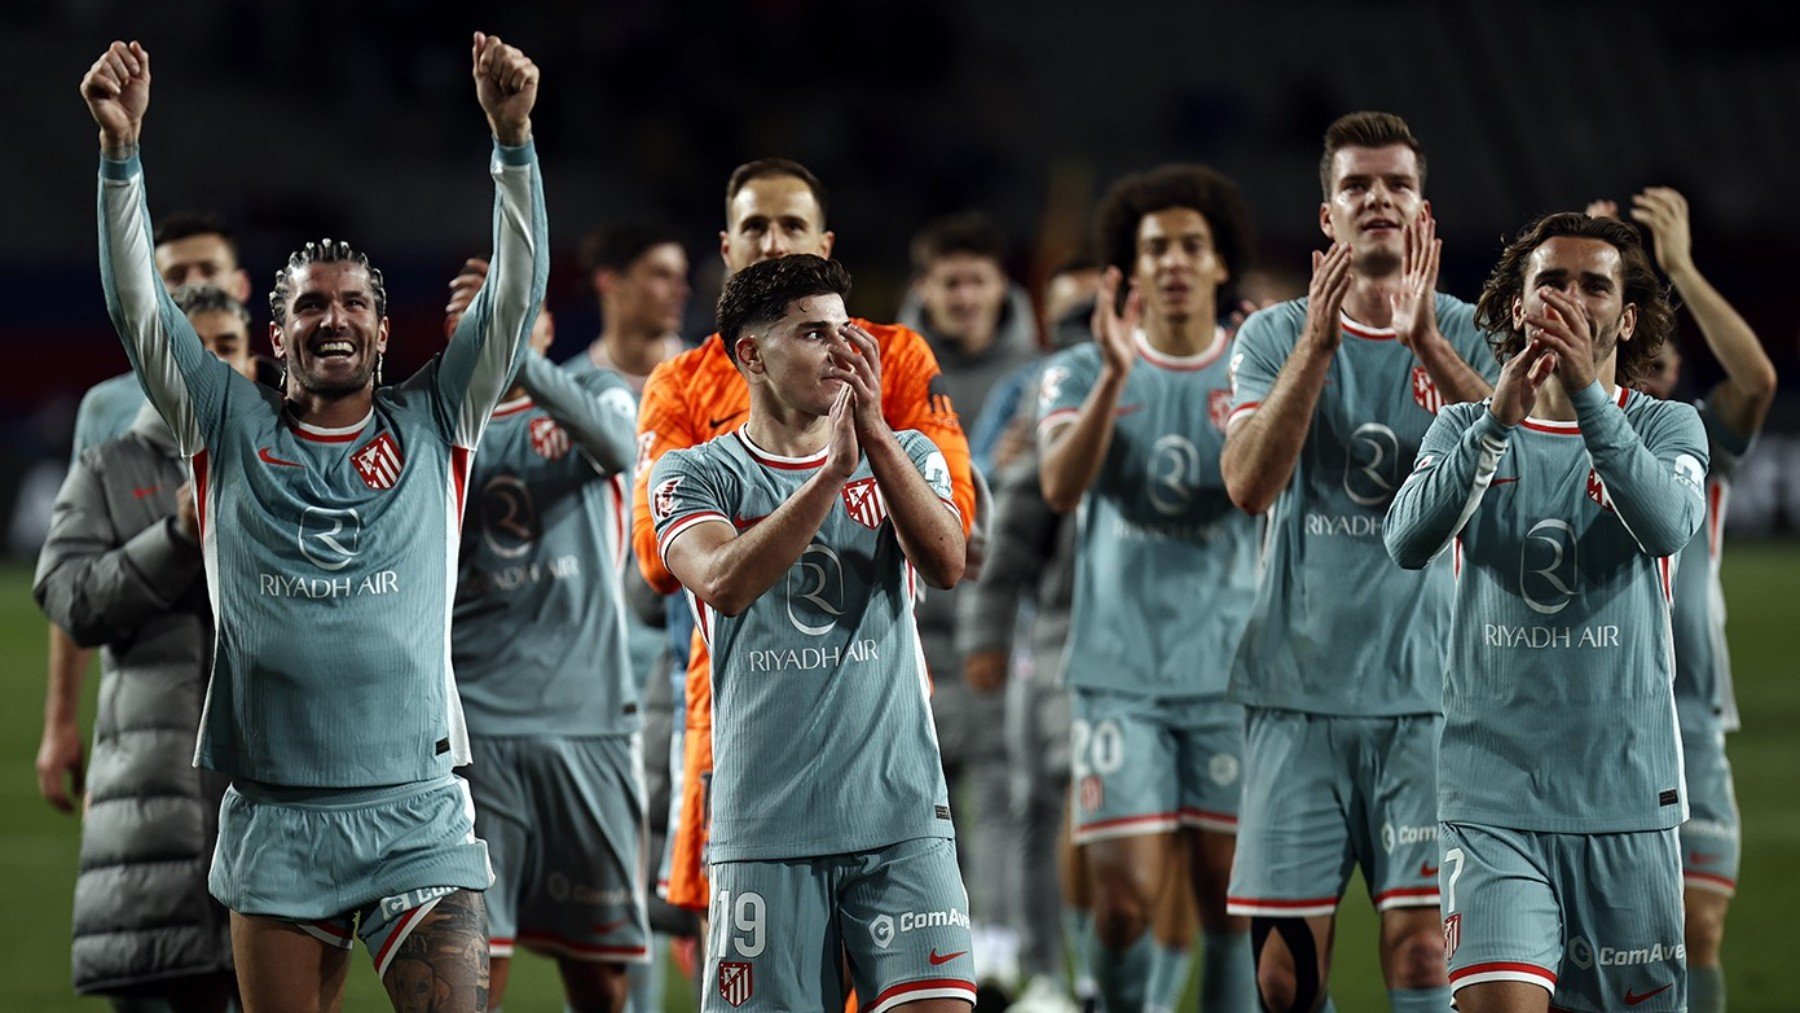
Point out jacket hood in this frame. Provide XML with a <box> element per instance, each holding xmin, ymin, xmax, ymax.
<box><xmin>897</xmin><ymin>283</ymin><xmax>1039</xmax><ymax>364</ymax></box>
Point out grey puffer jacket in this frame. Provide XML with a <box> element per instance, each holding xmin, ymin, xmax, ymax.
<box><xmin>34</xmin><ymin>404</ymin><xmax>232</xmax><ymax>995</ymax></box>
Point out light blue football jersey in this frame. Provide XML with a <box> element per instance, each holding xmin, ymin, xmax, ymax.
<box><xmin>98</xmin><ymin>141</ymin><xmax>548</xmax><ymax>787</ymax></box>
<box><xmin>1385</xmin><ymin>383</ymin><xmax>1708</xmax><ymax>833</ymax></box>
<box><xmin>1669</xmin><ymin>399</ymin><xmax>1753</xmax><ymax>733</ymax></box>
<box><xmin>452</xmin><ymin>353</ymin><xmax>640</xmax><ymax>738</ymax></box>
<box><xmin>1227</xmin><ymin>295</ymin><xmax>1498</xmax><ymax>716</ymax></box>
<box><xmin>72</xmin><ymin>371</ymin><xmax>148</xmax><ymax>462</ymax></box>
<box><xmin>649</xmin><ymin>427</ymin><xmax>956</xmax><ymax>862</ymax></box>
<box><xmin>1036</xmin><ymin>331</ymin><xmax>1258</xmax><ymax>698</ymax></box>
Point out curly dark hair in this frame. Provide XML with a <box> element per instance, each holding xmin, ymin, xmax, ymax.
<box><xmin>1473</xmin><ymin>212</ymin><xmax>1674</xmax><ymax>388</ymax></box>
<box><xmin>715</xmin><ymin>254</ymin><xmax>852</xmax><ymax>364</ymax></box>
<box><xmin>268</xmin><ymin>239</ymin><xmax>387</xmax><ymax>326</ymax></box>
<box><xmin>1093</xmin><ymin>164</ymin><xmax>1254</xmax><ymax>301</ymax></box>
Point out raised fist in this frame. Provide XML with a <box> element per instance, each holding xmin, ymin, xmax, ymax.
<box><xmin>80</xmin><ymin>41</ymin><xmax>150</xmax><ymax>152</ymax></box>
<box><xmin>472</xmin><ymin>33</ymin><xmax>538</xmax><ymax>146</ymax></box>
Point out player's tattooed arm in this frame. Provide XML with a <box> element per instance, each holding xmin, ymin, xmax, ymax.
<box><xmin>834</xmin><ymin>324</ymin><xmax>964</xmax><ymax>588</ymax></box>
<box><xmin>1221</xmin><ymin>244</ymin><xmax>1352</xmax><ymax>514</ymax></box>
<box><xmin>1392</xmin><ymin>210</ymin><xmax>1493</xmax><ymax>404</ymax></box>
<box><xmin>382</xmin><ymin>890</ymin><xmax>490</xmax><ymax>1013</ymax></box>
<box><xmin>1040</xmin><ymin>268</ymin><xmax>1136</xmax><ymax>513</ymax></box>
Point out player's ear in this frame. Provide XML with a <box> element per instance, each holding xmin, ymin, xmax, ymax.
<box><xmin>718</xmin><ymin>230</ymin><xmax>731</xmax><ymax>267</ymax></box>
<box><xmin>1318</xmin><ymin>203</ymin><xmax>1336</xmax><ymax>243</ymax></box>
<box><xmin>228</xmin><ymin>268</ymin><xmax>252</xmax><ymax>304</ymax></box>
<box><xmin>595</xmin><ymin>267</ymin><xmax>617</xmax><ymax>300</ymax></box>
<box><xmin>268</xmin><ymin>320</ymin><xmax>286</xmax><ymax>358</ymax></box>
<box><xmin>819</xmin><ymin>230</ymin><xmax>836</xmax><ymax>259</ymax></box>
<box><xmin>375</xmin><ymin>316</ymin><xmax>390</xmax><ymax>353</ymax></box>
<box><xmin>1617</xmin><ymin>303</ymin><xmax>1638</xmax><ymax>344</ymax></box>
<box><xmin>733</xmin><ymin>333</ymin><xmax>760</xmax><ymax>375</ymax></box>
<box><xmin>1510</xmin><ymin>294</ymin><xmax>1525</xmax><ymax>331</ymax></box>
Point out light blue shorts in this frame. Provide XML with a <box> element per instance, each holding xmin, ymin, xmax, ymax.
<box><xmin>1679</xmin><ymin>721</ymin><xmax>1740</xmax><ymax>897</ymax></box>
<box><xmin>1068</xmin><ymin>689</ymin><xmax>1243</xmax><ymax>843</ymax></box>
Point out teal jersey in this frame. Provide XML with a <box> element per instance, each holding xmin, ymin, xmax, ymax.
<box><xmin>1226</xmin><ymin>295</ymin><xmax>1499</xmax><ymax>715</ymax></box>
<box><xmin>98</xmin><ymin>142</ymin><xmax>548</xmax><ymax>787</ymax></box>
<box><xmin>1385</xmin><ymin>383</ymin><xmax>1708</xmax><ymax>833</ymax></box>
<box><xmin>1670</xmin><ymin>399</ymin><xmax>1753</xmax><ymax>733</ymax></box>
<box><xmin>562</xmin><ymin>350</ymin><xmax>664</xmax><ymax>691</ymax></box>
<box><xmin>1036</xmin><ymin>332</ymin><xmax>1258</xmax><ymax>698</ymax></box>
<box><xmin>649</xmin><ymin>427</ymin><xmax>956</xmax><ymax>862</ymax></box>
<box><xmin>452</xmin><ymin>353</ymin><xmax>641</xmax><ymax>737</ymax></box>
<box><xmin>72</xmin><ymin>371</ymin><xmax>148</xmax><ymax>462</ymax></box>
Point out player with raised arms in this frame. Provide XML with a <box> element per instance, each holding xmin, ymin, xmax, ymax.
<box><xmin>1220</xmin><ymin>111</ymin><xmax>1497</xmax><ymax>1012</ymax></box>
<box><xmin>1386</xmin><ymin>211</ymin><xmax>1705</xmax><ymax>1013</ymax></box>
<box><xmin>1036</xmin><ymin>164</ymin><xmax>1259</xmax><ymax>1012</ymax></box>
<box><xmin>83</xmin><ymin>32</ymin><xmax>546</xmax><ymax>1011</ymax></box>
<box><xmin>652</xmin><ymin>254</ymin><xmax>974</xmax><ymax>1012</ymax></box>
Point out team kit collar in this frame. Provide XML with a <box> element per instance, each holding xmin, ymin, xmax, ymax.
<box><xmin>288</xmin><ymin>408</ymin><xmax>374</xmax><ymax>443</ymax></box>
<box><xmin>1133</xmin><ymin>326</ymin><xmax>1230</xmax><ymax>372</ymax></box>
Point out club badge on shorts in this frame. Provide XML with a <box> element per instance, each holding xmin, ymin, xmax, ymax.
<box><xmin>718</xmin><ymin>961</ymin><xmax>753</xmax><ymax>1007</ymax></box>
<box><xmin>351</xmin><ymin>432</ymin><xmax>403</xmax><ymax>490</ymax></box>
<box><xmin>841</xmin><ymin>477</ymin><xmax>887</xmax><ymax>529</ymax></box>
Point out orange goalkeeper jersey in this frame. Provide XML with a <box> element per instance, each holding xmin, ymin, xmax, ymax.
<box><xmin>633</xmin><ymin>321</ymin><xmax>972</xmax><ymax>911</ymax></box>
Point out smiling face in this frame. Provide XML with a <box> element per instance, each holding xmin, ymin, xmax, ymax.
<box><xmin>1320</xmin><ymin>144</ymin><xmax>1424</xmax><ymax>276</ymax></box>
<box><xmin>735</xmin><ymin>293</ymin><xmax>852</xmax><ymax>416</ymax></box>
<box><xmin>270</xmin><ymin>260</ymin><xmax>389</xmax><ymax>398</ymax></box>
<box><xmin>1509</xmin><ymin>235</ymin><xmax>1638</xmax><ymax>369</ymax></box>
<box><xmin>721</xmin><ymin>175</ymin><xmax>835</xmax><ymax>275</ymax></box>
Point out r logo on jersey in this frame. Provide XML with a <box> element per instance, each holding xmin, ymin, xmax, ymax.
<box><xmin>351</xmin><ymin>433</ymin><xmax>403</xmax><ymax>491</ymax></box>
<box><xmin>653</xmin><ymin>477</ymin><xmax>682</xmax><ymax>521</ymax></box>
<box><xmin>1412</xmin><ymin>366</ymin><xmax>1445</xmax><ymax>414</ymax></box>
<box><xmin>841</xmin><ymin>477</ymin><xmax>887</xmax><ymax>529</ymax></box>
<box><xmin>718</xmin><ymin>962</ymin><xmax>753</xmax><ymax>1007</ymax></box>
<box><xmin>529</xmin><ymin>416</ymin><xmax>570</xmax><ymax>460</ymax></box>
<box><xmin>1208</xmin><ymin>389</ymin><xmax>1232</xmax><ymax>432</ymax></box>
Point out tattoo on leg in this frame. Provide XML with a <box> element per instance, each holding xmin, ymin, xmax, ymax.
<box><xmin>383</xmin><ymin>890</ymin><xmax>491</xmax><ymax>1013</ymax></box>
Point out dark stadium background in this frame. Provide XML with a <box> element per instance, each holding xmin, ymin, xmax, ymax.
<box><xmin>1</xmin><ymin>1</ymin><xmax>1795</xmax><ymax>1009</ymax></box>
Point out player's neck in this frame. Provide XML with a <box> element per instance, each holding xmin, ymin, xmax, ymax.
<box><xmin>286</xmin><ymin>389</ymin><xmax>375</xmax><ymax>431</ymax></box>
<box><xmin>1143</xmin><ymin>306</ymin><xmax>1219</xmax><ymax>358</ymax></box>
<box><xmin>1342</xmin><ymin>271</ymin><xmax>1403</xmax><ymax>330</ymax></box>
<box><xmin>1534</xmin><ymin>362</ymin><xmax>1616</xmax><ymax>422</ymax></box>
<box><xmin>593</xmin><ymin>324</ymin><xmax>670</xmax><ymax>379</ymax></box>
<box><xmin>743</xmin><ymin>396</ymin><xmax>831</xmax><ymax>459</ymax></box>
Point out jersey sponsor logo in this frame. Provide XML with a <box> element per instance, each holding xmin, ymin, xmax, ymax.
<box><xmin>351</xmin><ymin>432</ymin><xmax>403</xmax><ymax>490</ymax></box>
<box><xmin>297</xmin><ymin>506</ymin><xmax>361</xmax><ymax>571</ymax></box>
<box><xmin>1380</xmin><ymin>821</ymin><xmax>1437</xmax><ymax>853</ymax></box>
<box><xmin>747</xmin><ymin>639</ymin><xmax>879</xmax><ymax>673</ymax></box>
<box><xmin>1521</xmin><ymin>518</ymin><xmax>1580</xmax><ymax>614</ymax></box>
<box><xmin>718</xmin><ymin>962</ymin><xmax>753</xmax><ymax>1007</ymax></box>
<box><xmin>1567</xmin><ymin>934</ymin><xmax>1685</xmax><ymax>971</ymax></box>
<box><xmin>479</xmin><ymin>475</ymin><xmax>540</xmax><ymax>557</ymax></box>
<box><xmin>1304</xmin><ymin>513</ymin><xmax>1385</xmax><ymax>538</ymax></box>
<box><xmin>652</xmin><ymin>476</ymin><xmax>683</xmax><ymax>521</ymax></box>
<box><xmin>1673</xmin><ymin>453</ymin><xmax>1703</xmax><ymax>493</ymax></box>
<box><xmin>1411</xmin><ymin>366</ymin><xmax>1445</xmax><ymax>414</ymax></box>
<box><xmin>528</xmin><ymin>416</ymin><xmax>571</xmax><ymax>460</ymax></box>
<box><xmin>1491</xmin><ymin>476</ymin><xmax>1519</xmax><ymax>486</ymax></box>
<box><xmin>785</xmin><ymin>543</ymin><xmax>845</xmax><ymax>636</ymax></box>
<box><xmin>871</xmin><ymin>907</ymin><xmax>971</xmax><ymax>949</ymax></box>
<box><xmin>259</xmin><ymin>446</ymin><xmax>304</xmax><ymax>468</ymax></box>
<box><xmin>1443</xmin><ymin>913</ymin><xmax>1461</xmax><ymax>959</ymax></box>
<box><xmin>1586</xmin><ymin>469</ymin><xmax>1614</xmax><ymax>512</ymax></box>
<box><xmin>380</xmin><ymin>885</ymin><xmax>456</xmax><ymax>919</ymax></box>
<box><xmin>922</xmin><ymin>450</ymin><xmax>952</xmax><ymax>501</ymax></box>
<box><xmin>1148</xmin><ymin>434</ymin><xmax>1203</xmax><ymax>516</ymax></box>
<box><xmin>1418</xmin><ymin>860</ymin><xmax>1439</xmax><ymax>878</ymax></box>
<box><xmin>1344</xmin><ymin>423</ymin><xmax>1403</xmax><ymax>506</ymax></box>
<box><xmin>1625</xmin><ymin>983</ymin><xmax>1675</xmax><ymax>1006</ymax></box>
<box><xmin>1208</xmin><ymin>389</ymin><xmax>1232</xmax><ymax>431</ymax></box>
<box><xmin>841</xmin><ymin>477</ymin><xmax>887</xmax><ymax>529</ymax></box>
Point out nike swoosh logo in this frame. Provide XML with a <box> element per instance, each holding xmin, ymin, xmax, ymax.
<box><xmin>1687</xmin><ymin>851</ymin><xmax>1718</xmax><ymax>866</ymax></box>
<box><xmin>592</xmin><ymin>917</ymin><xmax>630</xmax><ymax>934</ymax></box>
<box><xmin>928</xmin><ymin>949</ymin><xmax>966</xmax><ymax>966</ymax></box>
<box><xmin>709</xmin><ymin>410</ymin><xmax>746</xmax><ymax>430</ymax></box>
<box><xmin>1625</xmin><ymin>983</ymin><xmax>1673</xmax><ymax>1006</ymax></box>
<box><xmin>1113</xmin><ymin>404</ymin><xmax>1145</xmax><ymax>417</ymax></box>
<box><xmin>259</xmin><ymin>447</ymin><xmax>304</xmax><ymax>468</ymax></box>
<box><xmin>1419</xmin><ymin>861</ymin><xmax>1439</xmax><ymax>878</ymax></box>
<box><xmin>1490</xmin><ymin>477</ymin><xmax>1519</xmax><ymax>486</ymax></box>
<box><xmin>132</xmin><ymin>486</ymin><xmax>161</xmax><ymax>499</ymax></box>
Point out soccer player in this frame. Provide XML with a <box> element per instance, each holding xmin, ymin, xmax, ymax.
<box><xmin>38</xmin><ymin>214</ymin><xmax>252</xmax><ymax>822</ymax></box>
<box><xmin>446</xmin><ymin>295</ymin><xmax>643</xmax><ymax>1010</ymax></box>
<box><xmin>633</xmin><ymin>158</ymin><xmax>975</xmax><ymax>925</ymax></box>
<box><xmin>651</xmin><ymin>253</ymin><xmax>973</xmax><ymax>1012</ymax></box>
<box><xmin>84</xmin><ymin>33</ymin><xmax>545</xmax><ymax>1010</ymax></box>
<box><xmin>1589</xmin><ymin>189</ymin><xmax>1777</xmax><ymax>1013</ymax></box>
<box><xmin>1038</xmin><ymin>165</ymin><xmax>1259</xmax><ymax>1013</ymax></box>
<box><xmin>569</xmin><ymin>223</ymin><xmax>691</xmax><ymax>387</ymax></box>
<box><xmin>1386</xmin><ymin>211</ymin><xmax>1705</xmax><ymax>1013</ymax></box>
<box><xmin>1220</xmin><ymin>111</ymin><xmax>1497</xmax><ymax>1012</ymax></box>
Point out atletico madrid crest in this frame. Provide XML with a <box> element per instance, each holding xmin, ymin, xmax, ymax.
<box><xmin>1411</xmin><ymin>366</ymin><xmax>1445</xmax><ymax>415</ymax></box>
<box><xmin>351</xmin><ymin>432</ymin><xmax>403</xmax><ymax>491</ymax></box>
<box><xmin>719</xmin><ymin>961</ymin><xmax>753</xmax><ymax>1007</ymax></box>
<box><xmin>841</xmin><ymin>477</ymin><xmax>887</xmax><ymax>529</ymax></box>
<box><xmin>1208</xmin><ymin>389</ymin><xmax>1232</xmax><ymax>431</ymax></box>
<box><xmin>529</xmin><ymin>416</ymin><xmax>571</xmax><ymax>460</ymax></box>
<box><xmin>1443</xmin><ymin>914</ymin><xmax>1461</xmax><ymax>959</ymax></box>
